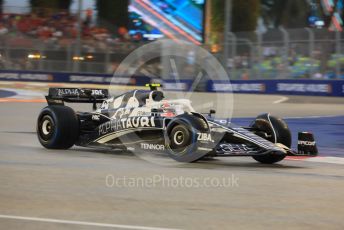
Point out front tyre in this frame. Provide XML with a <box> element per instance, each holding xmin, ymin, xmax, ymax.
<box><xmin>165</xmin><ymin>114</ymin><xmax>209</xmax><ymax>163</ymax></box>
<box><xmin>169</xmin><ymin>124</ymin><xmax>192</xmax><ymax>154</ymax></box>
<box><xmin>251</xmin><ymin>114</ymin><xmax>291</xmax><ymax>164</ymax></box>
<box><xmin>37</xmin><ymin>105</ymin><xmax>79</xmax><ymax>149</ymax></box>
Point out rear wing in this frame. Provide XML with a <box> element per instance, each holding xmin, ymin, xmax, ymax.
<box><xmin>46</xmin><ymin>88</ymin><xmax>109</xmax><ymax>109</ymax></box>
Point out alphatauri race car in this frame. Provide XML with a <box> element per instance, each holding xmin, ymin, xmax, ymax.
<box><xmin>37</xmin><ymin>85</ymin><xmax>318</xmax><ymax>164</ymax></box>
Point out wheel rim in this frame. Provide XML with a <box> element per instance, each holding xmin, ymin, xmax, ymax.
<box><xmin>168</xmin><ymin>125</ymin><xmax>192</xmax><ymax>156</ymax></box>
<box><xmin>173</xmin><ymin>131</ymin><xmax>184</xmax><ymax>145</ymax></box>
<box><xmin>39</xmin><ymin>115</ymin><xmax>55</xmax><ymax>141</ymax></box>
<box><xmin>42</xmin><ymin>119</ymin><xmax>52</xmax><ymax>135</ymax></box>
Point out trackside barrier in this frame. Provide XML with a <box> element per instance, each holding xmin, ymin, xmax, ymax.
<box><xmin>207</xmin><ymin>80</ymin><xmax>344</xmax><ymax>97</ymax></box>
<box><xmin>0</xmin><ymin>70</ymin><xmax>151</xmax><ymax>86</ymax></box>
<box><xmin>0</xmin><ymin>70</ymin><xmax>192</xmax><ymax>91</ymax></box>
<box><xmin>162</xmin><ymin>79</ymin><xmax>193</xmax><ymax>91</ymax></box>
<box><xmin>0</xmin><ymin>70</ymin><xmax>343</xmax><ymax>96</ymax></box>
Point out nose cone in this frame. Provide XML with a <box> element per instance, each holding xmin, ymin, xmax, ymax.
<box><xmin>297</xmin><ymin>132</ymin><xmax>318</xmax><ymax>156</ymax></box>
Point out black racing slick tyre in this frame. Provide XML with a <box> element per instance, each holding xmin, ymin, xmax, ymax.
<box><xmin>37</xmin><ymin>105</ymin><xmax>79</xmax><ymax>149</ymax></box>
<box><xmin>251</xmin><ymin>114</ymin><xmax>291</xmax><ymax>164</ymax></box>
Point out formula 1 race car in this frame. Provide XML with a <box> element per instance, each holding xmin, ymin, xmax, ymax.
<box><xmin>37</xmin><ymin>85</ymin><xmax>318</xmax><ymax>164</ymax></box>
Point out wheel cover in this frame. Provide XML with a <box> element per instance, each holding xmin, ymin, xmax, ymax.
<box><xmin>39</xmin><ymin>115</ymin><xmax>55</xmax><ymax>141</ymax></box>
<box><xmin>173</xmin><ymin>131</ymin><xmax>184</xmax><ymax>145</ymax></box>
<box><xmin>168</xmin><ymin>126</ymin><xmax>192</xmax><ymax>155</ymax></box>
<box><xmin>42</xmin><ymin>119</ymin><xmax>52</xmax><ymax>135</ymax></box>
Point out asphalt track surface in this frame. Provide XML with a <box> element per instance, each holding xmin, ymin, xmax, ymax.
<box><xmin>0</xmin><ymin>90</ymin><xmax>344</xmax><ymax>230</ymax></box>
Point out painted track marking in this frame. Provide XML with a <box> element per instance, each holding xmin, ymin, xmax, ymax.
<box><xmin>273</xmin><ymin>96</ymin><xmax>289</xmax><ymax>104</ymax></box>
<box><xmin>286</xmin><ymin>156</ymin><xmax>344</xmax><ymax>165</ymax></box>
<box><xmin>304</xmin><ymin>156</ymin><xmax>344</xmax><ymax>165</ymax></box>
<box><xmin>0</xmin><ymin>98</ymin><xmax>45</xmax><ymax>103</ymax></box>
<box><xmin>0</xmin><ymin>214</ymin><xmax>181</xmax><ymax>230</ymax></box>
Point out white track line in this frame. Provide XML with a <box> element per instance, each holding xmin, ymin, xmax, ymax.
<box><xmin>305</xmin><ymin>157</ymin><xmax>344</xmax><ymax>165</ymax></box>
<box><xmin>0</xmin><ymin>214</ymin><xmax>181</xmax><ymax>230</ymax></box>
<box><xmin>285</xmin><ymin>115</ymin><xmax>342</xmax><ymax>119</ymax></box>
<box><xmin>286</xmin><ymin>157</ymin><xmax>344</xmax><ymax>165</ymax></box>
<box><xmin>1</xmin><ymin>88</ymin><xmax>44</xmax><ymax>99</ymax></box>
<box><xmin>273</xmin><ymin>96</ymin><xmax>289</xmax><ymax>104</ymax></box>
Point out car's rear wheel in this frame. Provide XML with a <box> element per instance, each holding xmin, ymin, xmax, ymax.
<box><xmin>251</xmin><ymin>114</ymin><xmax>291</xmax><ymax>164</ymax></box>
<box><xmin>37</xmin><ymin>105</ymin><xmax>79</xmax><ymax>149</ymax></box>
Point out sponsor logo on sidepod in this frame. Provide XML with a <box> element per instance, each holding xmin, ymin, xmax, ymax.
<box><xmin>140</xmin><ymin>143</ymin><xmax>165</xmax><ymax>151</ymax></box>
<box><xmin>98</xmin><ymin>117</ymin><xmax>156</xmax><ymax>135</ymax></box>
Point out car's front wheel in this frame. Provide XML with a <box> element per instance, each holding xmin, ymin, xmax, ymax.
<box><xmin>37</xmin><ymin>105</ymin><xmax>79</xmax><ymax>149</ymax></box>
<box><xmin>250</xmin><ymin>114</ymin><xmax>291</xmax><ymax>164</ymax></box>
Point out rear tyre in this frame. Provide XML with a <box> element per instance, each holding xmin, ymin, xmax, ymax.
<box><xmin>37</xmin><ymin>105</ymin><xmax>79</xmax><ymax>149</ymax></box>
<box><xmin>251</xmin><ymin>115</ymin><xmax>291</xmax><ymax>164</ymax></box>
